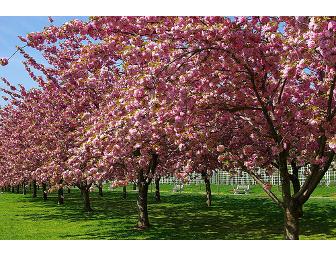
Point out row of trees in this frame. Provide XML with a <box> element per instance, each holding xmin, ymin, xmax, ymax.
<box><xmin>0</xmin><ymin>16</ymin><xmax>335</xmax><ymax>240</ymax></box>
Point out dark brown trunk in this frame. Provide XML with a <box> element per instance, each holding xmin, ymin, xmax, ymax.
<box><xmin>205</xmin><ymin>179</ymin><xmax>212</xmax><ymax>207</ymax></box>
<box><xmin>11</xmin><ymin>186</ymin><xmax>14</xmax><ymax>193</ymax></box>
<box><xmin>98</xmin><ymin>184</ymin><xmax>103</xmax><ymax>197</ymax></box>
<box><xmin>32</xmin><ymin>180</ymin><xmax>37</xmax><ymax>198</ymax></box>
<box><xmin>68</xmin><ymin>188</ymin><xmax>71</xmax><ymax>193</ymax></box>
<box><xmin>133</xmin><ymin>182</ymin><xmax>137</xmax><ymax>190</ymax></box>
<box><xmin>122</xmin><ymin>186</ymin><xmax>127</xmax><ymax>199</ymax></box>
<box><xmin>42</xmin><ymin>182</ymin><xmax>48</xmax><ymax>201</ymax></box>
<box><xmin>137</xmin><ymin>180</ymin><xmax>149</xmax><ymax>229</ymax></box>
<box><xmin>284</xmin><ymin>201</ymin><xmax>300</xmax><ymax>240</ymax></box>
<box><xmin>81</xmin><ymin>185</ymin><xmax>93</xmax><ymax>212</ymax></box>
<box><xmin>136</xmin><ymin>153</ymin><xmax>158</xmax><ymax>229</ymax></box>
<box><xmin>16</xmin><ymin>185</ymin><xmax>20</xmax><ymax>193</ymax></box>
<box><xmin>154</xmin><ymin>177</ymin><xmax>161</xmax><ymax>202</ymax></box>
<box><xmin>202</xmin><ymin>172</ymin><xmax>212</xmax><ymax>206</ymax></box>
<box><xmin>22</xmin><ymin>182</ymin><xmax>27</xmax><ymax>195</ymax></box>
<box><xmin>278</xmin><ymin>150</ymin><xmax>300</xmax><ymax>239</ymax></box>
<box><xmin>58</xmin><ymin>187</ymin><xmax>64</xmax><ymax>205</ymax></box>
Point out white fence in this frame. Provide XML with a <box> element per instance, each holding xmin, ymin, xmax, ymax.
<box><xmin>160</xmin><ymin>163</ymin><xmax>336</xmax><ymax>186</ymax></box>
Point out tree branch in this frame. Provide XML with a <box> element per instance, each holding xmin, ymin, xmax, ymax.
<box><xmin>294</xmin><ymin>151</ymin><xmax>335</xmax><ymax>204</ymax></box>
<box><xmin>290</xmin><ymin>160</ymin><xmax>301</xmax><ymax>195</ymax></box>
<box><xmin>277</xmin><ymin>78</ymin><xmax>287</xmax><ymax>104</ymax></box>
<box><xmin>327</xmin><ymin>74</ymin><xmax>336</xmax><ymax>121</ymax></box>
<box><xmin>248</xmin><ymin>170</ymin><xmax>284</xmax><ymax>208</ymax></box>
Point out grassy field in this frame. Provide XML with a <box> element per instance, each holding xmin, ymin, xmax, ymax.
<box><xmin>1</xmin><ymin>184</ymin><xmax>336</xmax><ymax>240</ymax></box>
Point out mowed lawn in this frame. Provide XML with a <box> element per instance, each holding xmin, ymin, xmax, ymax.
<box><xmin>1</xmin><ymin>184</ymin><xmax>336</xmax><ymax>240</ymax></box>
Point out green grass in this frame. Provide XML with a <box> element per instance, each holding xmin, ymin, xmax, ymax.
<box><xmin>1</xmin><ymin>184</ymin><xmax>336</xmax><ymax>240</ymax></box>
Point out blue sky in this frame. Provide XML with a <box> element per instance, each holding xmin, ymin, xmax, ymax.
<box><xmin>0</xmin><ymin>16</ymin><xmax>89</xmax><ymax>106</ymax></box>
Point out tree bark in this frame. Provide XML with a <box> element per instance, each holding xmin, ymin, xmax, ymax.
<box><xmin>136</xmin><ymin>153</ymin><xmax>158</xmax><ymax>229</ymax></box>
<box><xmin>154</xmin><ymin>176</ymin><xmax>161</xmax><ymax>202</ymax></box>
<box><xmin>137</xmin><ymin>180</ymin><xmax>149</xmax><ymax>229</ymax></box>
<box><xmin>16</xmin><ymin>185</ymin><xmax>20</xmax><ymax>193</ymax></box>
<box><xmin>202</xmin><ymin>172</ymin><xmax>212</xmax><ymax>207</ymax></box>
<box><xmin>32</xmin><ymin>180</ymin><xmax>37</xmax><ymax>198</ymax></box>
<box><xmin>80</xmin><ymin>185</ymin><xmax>93</xmax><ymax>212</ymax></box>
<box><xmin>42</xmin><ymin>182</ymin><xmax>48</xmax><ymax>201</ymax></box>
<box><xmin>98</xmin><ymin>184</ymin><xmax>103</xmax><ymax>197</ymax></box>
<box><xmin>11</xmin><ymin>186</ymin><xmax>14</xmax><ymax>193</ymax></box>
<box><xmin>284</xmin><ymin>201</ymin><xmax>300</xmax><ymax>240</ymax></box>
<box><xmin>22</xmin><ymin>182</ymin><xmax>27</xmax><ymax>195</ymax></box>
<box><xmin>278</xmin><ymin>150</ymin><xmax>301</xmax><ymax>240</ymax></box>
<box><xmin>122</xmin><ymin>185</ymin><xmax>127</xmax><ymax>199</ymax></box>
<box><xmin>133</xmin><ymin>182</ymin><xmax>137</xmax><ymax>190</ymax></box>
<box><xmin>58</xmin><ymin>182</ymin><xmax>64</xmax><ymax>205</ymax></box>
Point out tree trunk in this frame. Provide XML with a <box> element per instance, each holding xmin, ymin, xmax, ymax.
<box><xmin>154</xmin><ymin>177</ymin><xmax>161</xmax><ymax>202</ymax></box>
<box><xmin>137</xmin><ymin>181</ymin><xmax>150</xmax><ymax>229</ymax></box>
<box><xmin>42</xmin><ymin>182</ymin><xmax>48</xmax><ymax>201</ymax></box>
<box><xmin>32</xmin><ymin>180</ymin><xmax>37</xmax><ymax>198</ymax></box>
<box><xmin>22</xmin><ymin>182</ymin><xmax>27</xmax><ymax>195</ymax></box>
<box><xmin>284</xmin><ymin>202</ymin><xmax>301</xmax><ymax>240</ymax></box>
<box><xmin>57</xmin><ymin>179</ymin><xmax>64</xmax><ymax>204</ymax></box>
<box><xmin>11</xmin><ymin>186</ymin><xmax>14</xmax><ymax>193</ymax></box>
<box><xmin>81</xmin><ymin>185</ymin><xmax>93</xmax><ymax>212</ymax></box>
<box><xmin>98</xmin><ymin>184</ymin><xmax>103</xmax><ymax>197</ymax></box>
<box><xmin>58</xmin><ymin>187</ymin><xmax>64</xmax><ymax>205</ymax></box>
<box><xmin>136</xmin><ymin>154</ymin><xmax>158</xmax><ymax>229</ymax></box>
<box><xmin>122</xmin><ymin>186</ymin><xmax>127</xmax><ymax>199</ymax></box>
<box><xmin>68</xmin><ymin>188</ymin><xmax>71</xmax><ymax>193</ymax></box>
<box><xmin>278</xmin><ymin>150</ymin><xmax>300</xmax><ymax>239</ymax></box>
<box><xmin>202</xmin><ymin>172</ymin><xmax>212</xmax><ymax>207</ymax></box>
<box><xmin>133</xmin><ymin>182</ymin><xmax>137</xmax><ymax>190</ymax></box>
<box><xmin>16</xmin><ymin>185</ymin><xmax>20</xmax><ymax>193</ymax></box>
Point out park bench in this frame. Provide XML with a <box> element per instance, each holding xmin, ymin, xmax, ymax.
<box><xmin>172</xmin><ymin>184</ymin><xmax>184</xmax><ymax>192</ymax></box>
<box><xmin>233</xmin><ymin>185</ymin><xmax>250</xmax><ymax>194</ymax></box>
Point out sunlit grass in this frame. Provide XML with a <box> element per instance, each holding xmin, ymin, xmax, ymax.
<box><xmin>0</xmin><ymin>184</ymin><xmax>336</xmax><ymax>239</ymax></box>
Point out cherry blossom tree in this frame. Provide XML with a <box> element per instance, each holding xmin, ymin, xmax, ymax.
<box><xmin>1</xmin><ymin>16</ymin><xmax>335</xmax><ymax>239</ymax></box>
<box><xmin>137</xmin><ymin>16</ymin><xmax>336</xmax><ymax>239</ymax></box>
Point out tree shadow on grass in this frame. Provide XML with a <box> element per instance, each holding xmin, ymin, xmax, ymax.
<box><xmin>300</xmin><ymin>200</ymin><xmax>336</xmax><ymax>239</ymax></box>
<box><xmin>17</xmin><ymin>190</ymin><xmax>336</xmax><ymax>240</ymax></box>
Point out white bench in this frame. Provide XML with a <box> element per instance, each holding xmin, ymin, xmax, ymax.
<box><xmin>233</xmin><ymin>185</ymin><xmax>250</xmax><ymax>194</ymax></box>
<box><xmin>173</xmin><ymin>184</ymin><xmax>184</xmax><ymax>192</ymax></box>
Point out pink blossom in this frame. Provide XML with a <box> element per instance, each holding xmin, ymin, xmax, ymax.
<box><xmin>242</xmin><ymin>145</ymin><xmax>253</xmax><ymax>156</ymax></box>
<box><xmin>329</xmin><ymin>138</ymin><xmax>336</xmax><ymax>152</ymax></box>
<box><xmin>327</xmin><ymin>20</ymin><xmax>336</xmax><ymax>31</ymax></box>
<box><xmin>218</xmin><ymin>155</ymin><xmax>225</xmax><ymax>162</ymax></box>
<box><xmin>217</xmin><ymin>145</ymin><xmax>225</xmax><ymax>153</ymax></box>
<box><xmin>134</xmin><ymin>88</ymin><xmax>144</xmax><ymax>98</ymax></box>
<box><xmin>0</xmin><ymin>58</ymin><xmax>8</xmax><ymax>66</ymax></box>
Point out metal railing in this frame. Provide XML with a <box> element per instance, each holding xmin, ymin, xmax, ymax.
<box><xmin>160</xmin><ymin>163</ymin><xmax>336</xmax><ymax>186</ymax></box>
